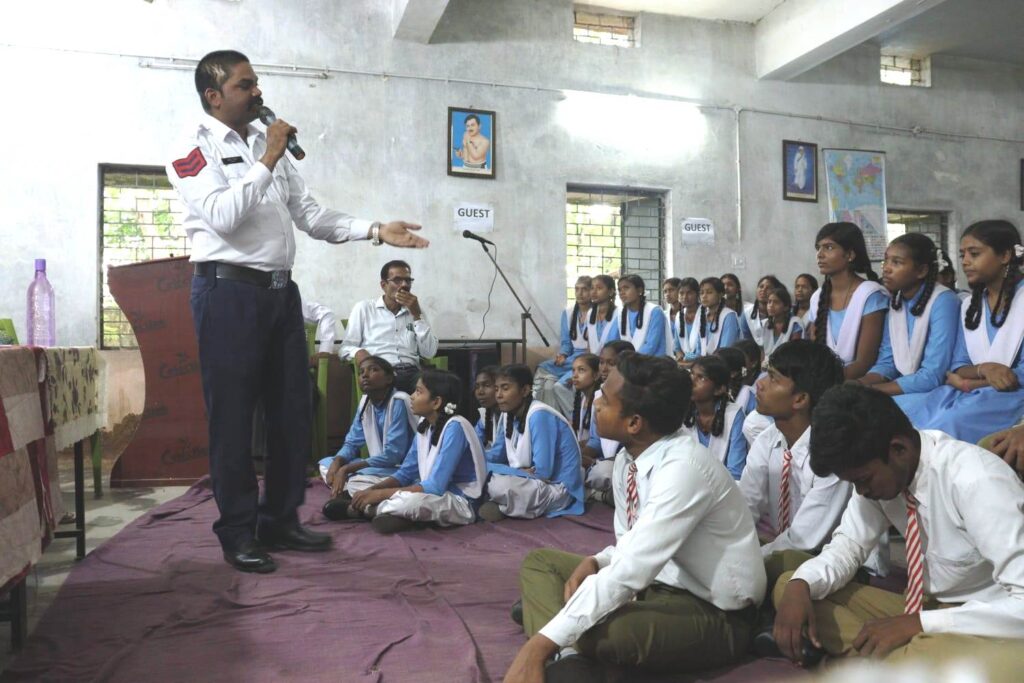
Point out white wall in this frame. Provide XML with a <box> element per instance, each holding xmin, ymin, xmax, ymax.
<box><xmin>2</xmin><ymin>0</ymin><xmax>1022</xmax><ymax>349</ymax></box>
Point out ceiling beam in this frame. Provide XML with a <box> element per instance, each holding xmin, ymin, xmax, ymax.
<box><xmin>392</xmin><ymin>0</ymin><xmax>451</xmax><ymax>43</ymax></box>
<box><xmin>755</xmin><ymin>0</ymin><xmax>950</xmax><ymax>80</ymax></box>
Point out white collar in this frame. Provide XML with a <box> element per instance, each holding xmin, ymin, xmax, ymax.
<box><xmin>199</xmin><ymin>114</ymin><xmax>262</xmax><ymax>143</ymax></box>
<box><xmin>374</xmin><ymin>296</ymin><xmax>410</xmax><ymax>316</ymax></box>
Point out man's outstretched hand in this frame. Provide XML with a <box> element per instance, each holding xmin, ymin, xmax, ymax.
<box><xmin>380</xmin><ymin>221</ymin><xmax>429</xmax><ymax>248</ymax></box>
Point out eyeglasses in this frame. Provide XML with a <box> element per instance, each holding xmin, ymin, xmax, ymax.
<box><xmin>385</xmin><ymin>277</ymin><xmax>415</xmax><ymax>285</ymax></box>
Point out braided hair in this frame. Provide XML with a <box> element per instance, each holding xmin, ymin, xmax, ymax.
<box><xmin>888</xmin><ymin>233</ymin><xmax>939</xmax><ymax>317</ymax></box>
<box><xmin>588</xmin><ymin>274</ymin><xmax>617</xmax><ymax>324</ymax></box>
<box><xmin>698</xmin><ymin>277</ymin><xmax>725</xmax><ymax>338</ymax></box>
<box><xmin>753</xmin><ymin>275</ymin><xmax>784</xmax><ymax>321</ymax></box>
<box><xmin>476</xmin><ymin>365</ymin><xmax>500</xmax><ymax>447</ymax></box>
<box><xmin>357</xmin><ymin>356</ymin><xmax>396</xmax><ymax>423</ymax></box>
<box><xmin>792</xmin><ymin>273</ymin><xmax>819</xmax><ymax>316</ymax></box>
<box><xmin>415</xmin><ymin>369</ymin><xmax>463</xmax><ymax>447</ymax></box>
<box><xmin>497</xmin><ymin>364</ymin><xmax>534</xmax><ymax>438</ymax></box>
<box><xmin>962</xmin><ymin>220</ymin><xmax>1024</xmax><ymax>330</ymax></box>
<box><xmin>618</xmin><ymin>274</ymin><xmax>647</xmax><ymax>336</ymax></box>
<box><xmin>570</xmin><ymin>353</ymin><xmax>600</xmax><ymax>434</ymax></box>
<box><xmin>568</xmin><ymin>275</ymin><xmax>593</xmax><ymax>342</ymax></box>
<box><xmin>683</xmin><ymin>356</ymin><xmax>730</xmax><ymax>437</ymax></box>
<box><xmin>813</xmin><ymin>222</ymin><xmax>881</xmax><ymax>346</ymax></box>
<box><xmin>721</xmin><ymin>273</ymin><xmax>743</xmax><ymax>314</ymax></box>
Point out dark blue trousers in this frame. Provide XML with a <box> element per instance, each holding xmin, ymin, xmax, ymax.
<box><xmin>190</xmin><ymin>273</ymin><xmax>311</xmax><ymax>551</ymax></box>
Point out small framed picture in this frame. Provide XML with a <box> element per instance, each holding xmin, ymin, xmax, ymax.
<box><xmin>783</xmin><ymin>140</ymin><xmax>818</xmax><ymax>202</ymax></box>
<box><xmin>448</xmin><ymin>107</ymin><xmax>496</xmax><ymax>179</ymax></box>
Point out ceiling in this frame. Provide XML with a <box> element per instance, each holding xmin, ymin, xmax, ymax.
<box><xmin>580</xmin><ymin>0</ymin><xmax>784</xmax><ymax>24</ymax></box>
<box><xmin>874</xmin><ymin>0</ymin><xmax>1024</xmax><ymax>66</ymax></box>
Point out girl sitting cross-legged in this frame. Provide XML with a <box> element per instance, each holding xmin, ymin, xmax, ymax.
<box><xmin>695</xmin><ymin>277</ymin><xmax>741</xmax><ymax>357</ymax></box>
<box><xmin>474</xmin><ymin>365</ymin><xmax>504</xmax><ymax>464</ymax></box>
<box><xmin>683</xmin><ymin>355</ymin><xmax>748</xmax><ymax>480</ymax></box>
<box><xmin>615</xmin><ymin>274</ymin><xmax>668</xmax><ymax>357</ymax></box>
<box><xmin>347</xmin><ymin>370</ymin><xmax>488</xmax><ymax>534</ymax></box>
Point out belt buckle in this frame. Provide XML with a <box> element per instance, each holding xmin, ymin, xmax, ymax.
<box><xmin>270</xmin><ymin>271</ymin><xmax>288</xmax><ymax>289</ymax></box>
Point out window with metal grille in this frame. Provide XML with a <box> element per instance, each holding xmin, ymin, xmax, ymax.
<box><xmin>880</xmin><ymin>54</ymin><xmax>931</xmax><ymax>87</ymax></box>
<box><xmin>573</xmin><ymin>6</ymin><xmax>637</xmax><ymax>48</ymax></box>
<box><xmin>565</xmin><ymin>188</ymin><xmax>665</xmax><ymax>304</ymax></box>
<box><xmin>99</xmin><ymin>164</ymin><xmax>188</xmax><ymax>349</ymax></box>
<box><xmin>885</xmin><ymin>210</ymin><xmax>951</xmax><ymax>273</ymax></box>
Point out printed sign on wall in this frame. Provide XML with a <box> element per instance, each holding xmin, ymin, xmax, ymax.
<box><xmin>679</xmin><ymin>217</ymin><xmax>715</xmax><ymax>246</ymax></box>
<box><xmin>453</xmin><ymin>202</ymin><xmax>495</xmax><ymax>232</ymax></box>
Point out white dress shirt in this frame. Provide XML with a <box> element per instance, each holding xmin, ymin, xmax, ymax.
<box><xmin>302</xmin><ymin>300</ymin><xmax>340</xmax><ymax>354</ymax></box>
<box><xmin>339</xmin><ymin>297</ymin><xmax>438</xmax><ymax>365</ymax></box>
<box><xmin>167</xmin><ymin>115</ymin><xmax>374</xmax><ymax>271</ymax></box>
<box><xmin>739</xmin><ymin>425</ymin><xmax>851</xmax><ymax>557</ymax></box>
<box><xmin>792</xmin><ymin>430</ymin><xmax>1024</xmax><ymax>638</ymax></box>
<box><xmin>538</xmin><ymin>430</ymin><xmax>766</xmax><ymax>647</ymax></box>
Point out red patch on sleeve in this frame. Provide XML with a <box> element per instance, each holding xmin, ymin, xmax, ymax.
<box><xmin>172</xmin><ymin>147</ymin><xmax>207</xmax><ymax>178</ymax></box>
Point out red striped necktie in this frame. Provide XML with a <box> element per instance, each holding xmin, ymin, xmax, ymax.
<box><xmin>778</xmin><ymin>449</ymin><xmax>793</xmax><ymax>532</ymax></box>
<box><xmin>904</xmin><ymin>491</ymin><xmax>924</xmax><ymax>614</ymax></box>
<box><xmin>626</xmin><ymin>461</ymin><xmax>639</xmax><ymax>529</ymax></box>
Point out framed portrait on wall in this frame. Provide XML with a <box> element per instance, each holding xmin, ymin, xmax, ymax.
<box><xmin>448</xmin><ymin>107</ymin><xmax>496</xmax><ymax>179</ymax></box>
<box><xmin>783</xmin><ymin>140</ymin><xmax>818</xmax><ymax>202</ymax></box>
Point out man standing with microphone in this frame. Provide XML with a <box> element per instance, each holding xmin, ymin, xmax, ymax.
<box><xmin>167</xmin><ymin>50</ymin><xmax>427</xmax><ymax>574</ymax></box>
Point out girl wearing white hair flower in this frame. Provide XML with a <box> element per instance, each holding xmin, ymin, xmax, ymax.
<box><xmin>349</xmin><ymin>370</ymin><xmax>488</xmax><ymax>534</ymax></box>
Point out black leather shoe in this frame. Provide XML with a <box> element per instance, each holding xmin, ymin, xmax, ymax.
<box><xmin>258</xmin><ymin>524</ymin><xmax>332</xmax><ymax>552</ymax></box>
<box><xmin>371</xmin><ymin>514</ymin><xmax>416</xmax><ymax>534</ymax></box>
<box><xmin>511</xmin><ymin>599</ymin><xmax>523</xmax><ymax>626</ymax></box>
<box><xmin>752</xmin><ymin>630</ymin><xmax>826</xmax><ymax>667</ymax></box>
<box><xmin>222</xmin><ymin>540</ymin><xmax>276</xmax><ymax>574</ymax></box>
<box><xmin>322</xmin><ymin>496</ymin><xmax>352</xmax><ymax>521</ymax></box>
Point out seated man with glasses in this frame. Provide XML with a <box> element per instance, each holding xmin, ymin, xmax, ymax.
<box><xmin>340</xmin><ymin>260</ymin><xmax>438</xmax><ymax>393</ymax></box>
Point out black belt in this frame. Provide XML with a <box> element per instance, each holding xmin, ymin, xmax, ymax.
<box><xmin>194</xmin><ymin>262</ymin><xmax>291</xmax><ymax>289</ymax></box>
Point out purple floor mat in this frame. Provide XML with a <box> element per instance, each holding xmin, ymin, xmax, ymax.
<box><xmin>2</xmin><ymin>480</ymin><xmax>806</xmax><ymax>682</ymax></box>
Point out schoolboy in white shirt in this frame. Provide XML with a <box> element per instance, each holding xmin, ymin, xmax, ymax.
<box><xmin>504</xmin><ymin>353</ymin><xmax>766</xmax><ymax>682</ymax></box>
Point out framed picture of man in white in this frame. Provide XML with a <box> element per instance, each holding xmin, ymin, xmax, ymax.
<box><xmin>448</xmin><ymin>107</ymin><xmax>496</xmax><ymax>179</ymax></box>
<box><xmin>783</xmin><ymin>140</ymin><xmax>818</xmax><ymax>202</ymax></box>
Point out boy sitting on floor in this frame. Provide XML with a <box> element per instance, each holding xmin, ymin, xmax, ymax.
<box><xmin>504</xmin><ymin>353</ymin><xmax>766</xmax><ymax>682</ymax></box>
<box><xmin>770</xmin><ymin>384</ymin><xmax>1024</xmax><ymax>682</ymax></box>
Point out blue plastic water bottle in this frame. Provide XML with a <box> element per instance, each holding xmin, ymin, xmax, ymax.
<box><xmin>27</xmin><ymin>258</ymin><xmax>56</xmax><ymax>347</ymax></box>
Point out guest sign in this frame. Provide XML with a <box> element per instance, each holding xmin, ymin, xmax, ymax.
<box><xmin>679</xmin><ymin>217</ymin><xmax>715</xmax><ymax>246</ymax></box>
<box><xmin>453</xmin><ymin>202</ymin><xmax>495</xmax><ymax>233</ymax></box>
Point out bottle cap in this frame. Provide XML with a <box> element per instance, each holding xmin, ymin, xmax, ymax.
<box><xmin>35</xmin><ymin>258</ymin><xmax>46</xmax><ymax>272</ymax></box>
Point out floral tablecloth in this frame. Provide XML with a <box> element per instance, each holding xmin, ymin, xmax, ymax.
<box><xmin>0</xmin><ymin>346</ymin><xmax>103</xmax><ymax>590</ymax></box>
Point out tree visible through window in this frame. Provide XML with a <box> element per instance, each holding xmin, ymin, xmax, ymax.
<box><xmin>99</xmin><ymin>165</ymin><xmax>188</xmax><ymax>349</ymax></box>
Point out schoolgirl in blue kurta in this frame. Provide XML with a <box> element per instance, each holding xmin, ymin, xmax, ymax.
<box><xmin>585</xmin><ymin>274</ymin><xmax>620</xmax><ymax>355</ymax></box>
<box><xmin>536</xmin><ymin>276</ymin><xmax>592</xmax><ymax>383</ymax></box>
<box><xmin>905</xmin><ymin>221</ymin><xmax>1024</xmax><ymax>444</ymax></box>
<box><xmin>860</xmin><ymin>234</ymin><xmax>960</xmax><ymax>412</ymax></box>
<box><xmin>694</xmin><ymin>277</ymin><xmax>740</xmax><ymax>356</ymax></box>
<box><xmin>807</xmin><ymin>222</ymin><xmax>888</xmax><ymax>380</ymax></box>
<box><xmin>673</xmin><ymin>277</ymin><xmax>701</xmax><ymax>362</ymax></box>
<box><xmin>683</xmin><ymin>356</ymin><xmax>748</xmax><ymax>479</ymax></box>
<box><xmin>483</xmin><ymin>365</ymin><xmax>585</xmax><ymax>519</ymax></box>
<box><xmin>473</xmin><ymin>366</ymin><xmax>505</xmax><ymax>464</ymax></box>
<box><xmin>615</xmin><ymin>274</ymin><xmax>667</xmax><ymax>357</ymax></box>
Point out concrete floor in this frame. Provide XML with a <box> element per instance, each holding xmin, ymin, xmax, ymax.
<box><xmin>0</xmin><ymin>475</ymin><xmax>188</xmax><ymax>673</ymax></box>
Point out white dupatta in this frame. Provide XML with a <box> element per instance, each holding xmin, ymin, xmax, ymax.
<box><xmin>742</xmin><ymin>302</ymin><xmax>769</xmax><ymax>345</ymax></box>
<box><xmin>505</xmin><ymin>401</ymin><xmax>573</xmax><ymax>469</ymax></box>
<box><xmin>761</xmin><ymin>317</ymin><xmax>803</xmax><ymax>358</ymax></box>
<box><xmin>416</xmin><ymin>415</ymin><xmax>487</xmax><ymax>499</ymax></box>
<box><xmin>698</xmin><ymin>307</ymin><xmax>738</xmax><ymax>355</ymax></box>
<box><xmin>680</xmin><ymin>312</ymin><xmax>699</xmax><ymax>356</ymax></box>
<box><xmin>360</xmin><ymin>391</ymin><xmax>416</xmax><ymax>456</ymax></box>
<box><xmin>962</xmin><ymin>286</ymin><xmax>1024</xmax><ymax>366</ymax></box>
<box><xmin>685</xmin><ymin>402</ymin><xmax>742</xmax><ymax>466</ymax></box>
<box><xmin>587</xmin><ymin>307</ymin><xmax>621</xmax><ymax>353</ymax></box>
<box><xmin>889</xmin><ymin>284</ymin><xmax>950</xmax><ymax>376</ymax></box>
<box><xmin>617</xmin><ymin>302</ymin><xmax>660</xmax><ymax>352</ymax></box>
<box><xmin>566</xmin><ymin>305</ymin><xmax>589</xmax><ymax>352</ymax></box>
<box><xmin>809</xmin><ymin>281</ymin><xmax>888</xmax><ymax>364</ymax></box>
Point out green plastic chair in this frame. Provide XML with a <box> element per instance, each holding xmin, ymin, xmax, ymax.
<box><xmin>305</xmin><ymin>323</ymin><xmax>329</xmax><ymax>462</ymax></box>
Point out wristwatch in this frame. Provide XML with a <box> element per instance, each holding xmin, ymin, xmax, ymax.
<box><xmin>371</xmin><ymin>222</ymin><xmax>383</xmax><ymax>246</ymax></box>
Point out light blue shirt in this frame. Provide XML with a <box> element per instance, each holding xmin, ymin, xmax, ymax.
<box><xmin>868</xmin><ymin>287</ymin><xmax>960</xmax><ymax>394</ymax></box>
<box><xmin>336</xmin><ymin>393</ymin><xmax>415</xmax><ymax>475</ymax></box>
<box><xmin>695</xmin><ymin>311</ymin><xmax>740</xmax><ymax>356</ymax></box>
<box><xmin>694</xmin><ymin>408</ymin><xmax>748</xmax><ymax>480</ymax></box>
<box><xmin>950</xmin><ymin>281</ymin><xmax>1024</xmax><ymax>382</ymax></box>
<box><xmin>558</xmin><ymin>308</ymin><xmax>588</xmax><ymax>357</ymax></box>
<box><xmin>487</xmin><ymin>408</ymin><xmax>585</xmax><ymax>517</ymax></box>
<box><xmin>475</xmin><ymin>413</ymin><xmax>507</xmax><ymax>464</ymax></box>
<box><xmin>826</xmin><ymin>290</ymin><xmax>889</xmax><ymax>342</ymax></box>
<box><xmin>392</xmin><ymin>421</ymin><xmax>481</xmax><ymax>500</ymax></box>
<box><xmin>626</xmin><ymin>306</ymin><xmax>667</xmax><ymax>356</ymax></box>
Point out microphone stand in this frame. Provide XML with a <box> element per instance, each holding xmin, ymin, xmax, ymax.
<box><xmin>474</xmin><ymin>241</ymin><xmax>549</xmax><ymax>363</ymax></box>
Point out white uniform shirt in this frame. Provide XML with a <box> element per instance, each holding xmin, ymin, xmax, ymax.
<box><xmin>739</xmin><ymin>425</ymin><xmax>851</xmax><ymax>557</ymax></box>
<box><xmin>792</xmin><ymin>430</ymin><xmax>1024</xmax><ymax>638</ymax></box>
<box><xmin>340</xmin><ymin>297</ymin><xmax>438</xmax><ymax>365</ymax></box>
<box><xmin>167</xmin><ymin>114</ymin><xmax>374</xmax><ymax>271</ymax></box>
<box><xmin>302</xmin><ymin>300</ymin><xmax>340</xmax><ymax>354</ymax></box>
<box><xmin>538</xmin><ymin>430</ymin><xmax>766</xmax><ymax>647</ymax></box>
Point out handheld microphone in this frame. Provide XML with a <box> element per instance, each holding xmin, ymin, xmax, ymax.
<box><xmin>462</xmin><ymin>230</ymin><xmax>496</xmax><ymax>246</ymax></box>
<box><xmin>257</xmin><ymin>106</ymin><xmax>306</xmax><ymax>160</ymax></box>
